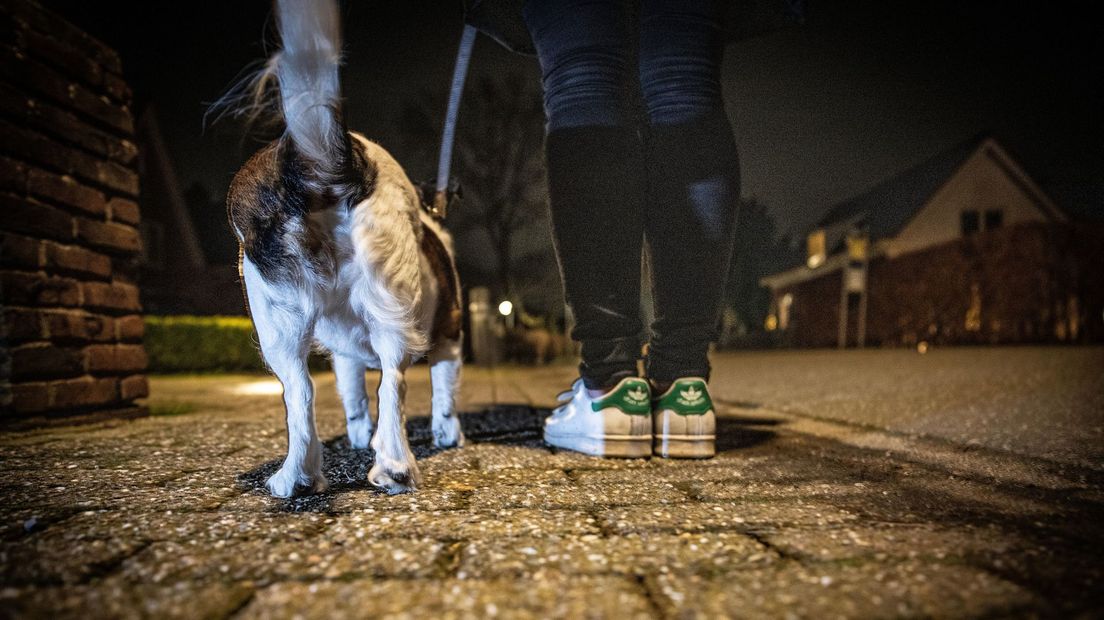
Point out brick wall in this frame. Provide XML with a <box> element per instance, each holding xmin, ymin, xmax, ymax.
<box><xmin>774</xmin><ymin>222</ymin><xmax>1104</xmax><ymax>347</ymax></box>
<box><xmin>1</xmin><ymin>0</ymin><xmax>148</xmax><ymax>425</ymax></box>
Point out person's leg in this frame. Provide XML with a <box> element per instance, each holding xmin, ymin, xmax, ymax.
<box><xmin>523</xmin><ymin>0</ymin><xmax>645</xmax><ymax>390</ymax></box>
<box><xmin>638</xmin><ymin>0</ymin><xmax>739</xmax><ymax>388</ymax></box>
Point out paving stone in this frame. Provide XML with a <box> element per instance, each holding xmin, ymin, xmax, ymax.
<box><xmin>239</xmin><ymin>574</ymin><xmax>654</xmax><ymax>619</ymax></box>
<box><xmin>759</xmin><ymin>523</ymin><xmax>1018</xmax><ymax>562</ymax></box>
<box><xmin>117</xmin><ymin>537</ymin><xmax>447</xmax><ymax>585</ymax></box>
<box><xmin>467</xmin><ymin>479</ymin><xmax>687</xmax><ymax>510</ymax></box>
<box><xmin>1</xmin><ymin>368</ymin><xmax>1100</xmax><ymax>617</ymax></box>
<box><xmin>599</xmin><ymin>500</ymin><xmax>860</xmax><ymax>535</ymax></box>
<box><xmin>42</xmin><ymin>509</ymin><xmax>328</xmax><ymax>546</ymax></box>
<box><xmin>1</xmin><ymin>529</ymin><xmax>145</xmax><ymax>585</ymax></box>
<box><xmin>0</xmin><ymin>580</ymin><xmax>254</xmax><ymax>620</ymax></box>
<box><xmin>648</xmin><ymin>561</ymin><xmax>1039</xmax><ymax>618</ymax></box>
<box><xmin>422</xmin><ymin>467</ymin><xmax>574</xmax><ymax>489</ymax></box>
<box><xmin>458</xmin><ymin>532</ymin><xmax>774</xmax><ymax>578</ymax></box>
<box><xmin>461</xmin><ymin>442</ymin><xmax>656</xmax><ymax>473</ymax></box>
<box><xmin>327</xmin><ymin>487</ymin><xmax>471</xmax><ymax>513</ymax></box>
<box><xmin>689</xmin><ymin>480</ymin><xmax>876</xmax><ymax>502</ymax></box>
<box><xmin>325</xmin><ymin>508</ymin><xmax>602</xmax><ymax>541</ymax></box>
<box><xmin>0</xmin><ymin>466</ymin><xmax>182</xmax><ymax>513</ymax></box>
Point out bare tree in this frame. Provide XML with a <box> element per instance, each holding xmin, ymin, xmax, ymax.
<box><xmin>400</xmin><ymin>73</ymin><xmax>551</xmax><ymax>302</ymax></box>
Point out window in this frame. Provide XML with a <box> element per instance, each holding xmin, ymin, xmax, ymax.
<box><xmin>960</xmin><ymin>210</ymin><xmax>980</xmax><ymax>236</ymax></box>
<box><xmin>984</xmin><ymin>209</ymin><xmax>1004</xmax><ymax>230</ymax></box>
<box><xmin>806</xmin><ymin>230</ymin><xmax>826</xmax><ymax>268</ymax></box>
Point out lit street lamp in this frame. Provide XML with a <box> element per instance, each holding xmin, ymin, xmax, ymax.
<box><xmin>499</xmin><ymin>300</ymin><xmax>515</xmax><ymax>329</ymax></box>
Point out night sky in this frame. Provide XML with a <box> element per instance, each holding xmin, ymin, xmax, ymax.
<box><xmin>44</xmin><ymin>0</ymin><xmax>1103</xmax><ymax>239</ymax></box>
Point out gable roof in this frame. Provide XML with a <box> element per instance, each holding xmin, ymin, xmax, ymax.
<box><xmin>816</xmin><ymin>133</ymin><xmax>987</xmax><ymax>240</ymax></box>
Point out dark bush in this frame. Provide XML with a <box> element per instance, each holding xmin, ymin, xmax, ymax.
<box><xmin>144</xmin><ymin>316</ymin><xmax>266</xmax><ymax>373</ymax></box>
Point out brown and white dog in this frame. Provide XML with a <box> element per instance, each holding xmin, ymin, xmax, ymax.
<box><xmin>226</xmin><ymin>0</ymin><xmax>464</xmax><ymax>496</ymax></box>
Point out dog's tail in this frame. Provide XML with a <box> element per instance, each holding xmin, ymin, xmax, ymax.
<box><xmin>273</xmin><ymin>0</ymin><xmax>348</xmax><ymax>181</ymax></box>
<box><xmin>210</xmin><ymin>0</ymin><xmax>356</xmax><ymax>189</ymax></box>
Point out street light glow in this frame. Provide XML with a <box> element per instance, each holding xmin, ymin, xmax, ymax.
<box><xmin>232</xmin><ymin>380</ymin><xmax>284</xmax><ymax>396</ymax></box>
<box><xmin>498</xmin><ymin>300</ymin><xmax>513</xmax><ymax>316</ymax></box>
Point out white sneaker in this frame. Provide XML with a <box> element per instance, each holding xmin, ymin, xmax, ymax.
<box><xmin>543</xmin><ymin>376</ymin><xmax>653</xmax><ymax>458</ymax></box>
<box><xmin>652</xmin><ymin>378</ymin><xmax>716</xmax><ymax>458</ymax></box>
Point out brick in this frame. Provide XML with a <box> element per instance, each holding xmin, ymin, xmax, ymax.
<box><xmin>0</xmin><ymin>47</ymin><xmax>131</xmax><ymax>134</ymax></box>
<box><xmin>85</xmin><ymin>344</ymin><xmax>147</xmax><ymax>373</ymax></box>
<box><xmin>0</xmin><ymin>194</ymin><xmax>75</xmax><ymax>241</ymax></box>
<box><xmin>11</xmin><ymin>20</ymin><xmax>105</xmax><ymax>91</ymax></box>
<box><xmin>43</xmin><ymin>241</ymin><xmax>112</xmax><ymax>278</ymax></box>
<box><xmin>0</xmin><ymin>84</ymin><xmax>139</xmax><ymax>166</ymax></box>
<box><xmin>10</xmin><ymin>381</ymin><xmax>50</xmax><ymax>412</ymax></box>
<box><xmin>0</xmin><ymin>155</ymin><xmax>28</xmax><ymax>190</ymax></box>
<box><xmin>119</xmin><ymin>374</ymin><xmax>149</xmax><ymax>400</ymax></box>
<box><xmin>51</xmin><ymin>376</ymin><xmax>118</xmax><ymax>409</ymax></box>
<box><xmin>2</xmin><ymin>308</ymin><xmax>45</xmax><ymax>341</ymax></box>
<box><xmin>26</xmin><ymin>166</ymin><xmax>108</xmax><ymax>216</ymax></box>
<box><xmin>81</xmin><ymin>281</ymin><xmax>140</xmax><ymax>312</ymax></box>
<box><xmin>102</xmin><ymin>71</ymin><xmax>131</xmax><ymax>104</ymax></box>
<box><xmin>1</xmin><ymin>120</ymin><xmax>138</xmax><ymax>196</ymax></box>
<box><xmin>76</xmin><ymin>218</ymin><xmax>140</xmax><ymax>254</ymax></box>
<box><xmin>0</xmin><ymin>233</ymin><xmax>44</xmax><ymax>268</ymax></box>
<box><xmin>106</xmin><ymin>197</ymin><xmax>140</xmax><ymax>225</ymax></box>
<box><xmin>2</xmin><ymin>0</ymin><xmax>124</xmax><ymax>74</ymax></box>
<box><xmin>1</xmin><ymin>271</ymin><xmax>83</xmax><ymax>307</ymax></box>
<box><xmin>43</xmin><ymin>309</ymin><xmax>113</xmax><ymax>342</ymax></box>
<box><xmin>11</xmin><ymin>343</ymin><xmax>84</xmax><ymax>379</ymax></box>
<box><xmin>115</xmin><ymin>314</ymin><xmax>144</xmax><ymax>341</ymax></box>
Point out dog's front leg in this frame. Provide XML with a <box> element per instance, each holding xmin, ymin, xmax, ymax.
<box><xmin>333</xmin><ymin>354</ymin><xmax>374</xmax><ymax>449</ymax></box>
<box><xmin>368</xmin><ymin>359</ymin><xmax>421</xmax><ymax>494</ymax></box>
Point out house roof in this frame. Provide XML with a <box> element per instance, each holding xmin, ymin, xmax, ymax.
<box><xmin>815</xmin><ymin>133</ymin><xmax>988</xmax><ymax>240</ymax></box>
<box><xmin>761</xmin><ymin>133</ymin><xmax>1065</xmax><ymax>290</ymax></box>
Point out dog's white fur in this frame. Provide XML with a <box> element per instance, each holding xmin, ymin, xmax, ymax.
<box><xmin>230</xmin><ymin>0</ymin><xmax>464</xmax><ymax>496</ymax></box>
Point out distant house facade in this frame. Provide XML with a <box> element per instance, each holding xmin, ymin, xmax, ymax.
<box><xmin>761</xmin><ymin>135</ymin><xmax>1103</xmax><ymax>347</ymax></box>
<box><xmin>135</xmin><ymin>109</ymin><xmax>243</xmax><ymax>315</ymax></box>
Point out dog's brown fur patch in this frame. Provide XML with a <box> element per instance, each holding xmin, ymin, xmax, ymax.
<box><xmin>420</xmin><ymin>226</ymin><xmax>462</xmax><ymax>342</ymax></box>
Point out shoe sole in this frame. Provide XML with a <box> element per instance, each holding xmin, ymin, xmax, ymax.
<box><xmin>544</xmin><ymin>432</ymin><xmax>652</xmax><ymax>458</ymax></box>
<box><xmin>653</xmin><ymin>406</ymin><xmax>715</xmax><ymax>459</ymax></box>
<box><xmin>654</xmin><ymin>435</ymin><xmax>716</xmax><ymax>459</ymax></box>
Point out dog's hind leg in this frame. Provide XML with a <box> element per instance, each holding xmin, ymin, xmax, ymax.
<box><xmin>243</xmin><ymin>259</ymin><xmax>327</xmax><ymax>498</ymax></box>
<box><xmin>367</xmin><ymin>332</ymin><xmax>421</xmax><ymax>494</ymax></box>
<box><xmin>428</xmin><ymin>337</ymin><xmax>464</xmax><ymax>449</ymax></box>
<box><xmin>333</xmin><ymin>354</ymin><xmax>374</xmax><ymax>449</ymax></box>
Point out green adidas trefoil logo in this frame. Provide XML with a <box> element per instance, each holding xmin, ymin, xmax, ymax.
<box><xmin>625</xmin><ymin>386</ymin><xmax>649</xmax><ymax>406</ymax></box>
<box><xmin>591</xmin><ymin>379</ymin><xmax>652</xmax><ymax>415</ymax></box>
<box><xmin>656</xmin><ymin>379</ymin><xmax>713</xmax><ymax>416</ymax></box>
<box><xmin>677</xmin><ymin>386</ymin><xmax>705</xmax><ymax>407</ymax></box>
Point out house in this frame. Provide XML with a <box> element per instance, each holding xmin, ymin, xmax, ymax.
<box><xmin>761</xmin><ymin>135</ymin><xmax>1103</xmax><ymax>347</ymax></box>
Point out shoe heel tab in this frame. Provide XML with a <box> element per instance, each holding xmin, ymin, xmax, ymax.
<box><xmin>591</xmin><ymin>377</ymin><xmax>651</xmax><ymax>415</ymax></box>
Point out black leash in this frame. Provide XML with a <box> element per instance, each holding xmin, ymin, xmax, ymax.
<box><xmin>426</xmin><ymin>24</ymin><xmax>477</xmax><ymax>220</ymax></box>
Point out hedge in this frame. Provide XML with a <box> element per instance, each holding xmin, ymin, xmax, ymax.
<box><xmin>144</xmin><ymin>316</ymin><xmax>266</xmax><ymax>373</ymax></box>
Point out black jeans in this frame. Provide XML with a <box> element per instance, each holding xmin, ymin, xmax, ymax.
<box><xmin>524</xmin><ymin>0</ymin><xmax>739</xmax><ymax>389</ymax></box>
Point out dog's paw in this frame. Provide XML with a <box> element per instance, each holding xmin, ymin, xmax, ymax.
<box><xmin>432</xmin><ymin>415</ymin><xmax>465</xmax><ymax>449</ymax></box>
<box><xmin>368</xmin><ymin>458</ymin><xmax>421</xmax><ymax>495</ymax></box>
<box><xmin>347</xmin><ymin>416</ymin><xmax>374</xmax><ymax>450</ymax></box>
<box><xmin>266</xmin><ymin>464</ymin><xmax>329</xmax><ymax>498</ymax></box>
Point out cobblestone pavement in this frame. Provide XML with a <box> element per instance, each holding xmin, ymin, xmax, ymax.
<box><xmin>2</xmin><ymin>350</ymin><xmax>1102</xmax><ymax>618</ymax></box>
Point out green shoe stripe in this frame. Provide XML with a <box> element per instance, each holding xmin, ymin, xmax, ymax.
<box><xmin>591</xmin><ymin>378</ymin><xmax>652</xmax><ymax>415</ymax></box>
<box><xmin>655</xmin><ymin>379</ymin><xmax>713</xmax><ymax>415</ymax></box>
